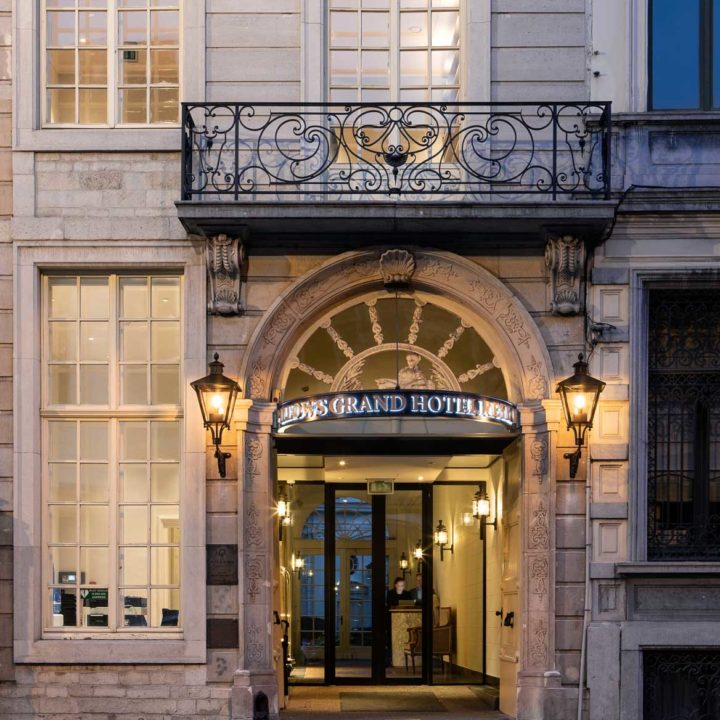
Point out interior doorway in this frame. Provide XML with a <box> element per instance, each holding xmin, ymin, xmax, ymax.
<box><xmin>277</xmin><ymin>448</ymin><xmax>521</xmax><ymax>693</ymax></box>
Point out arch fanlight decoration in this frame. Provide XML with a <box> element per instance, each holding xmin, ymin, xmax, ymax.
<box><xmin>276</xmin><ymin>252</ymin><xmax>519</xmax><ymax>432</ymax></box>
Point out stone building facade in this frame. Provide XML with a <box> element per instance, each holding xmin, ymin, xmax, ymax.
<box><xmin>0</xmin><ymin>2</ymin><xmax>719</xmax><ymax>720</ymax></box>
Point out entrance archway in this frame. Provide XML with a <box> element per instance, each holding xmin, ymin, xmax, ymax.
<box><xmin>232</xmin><ymin>249</ymin><xmax>558</xmax><ymax>720</ymax></box>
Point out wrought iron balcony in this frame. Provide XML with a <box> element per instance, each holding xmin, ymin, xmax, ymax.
<box><xmin>180</xmin><ymin>101</ymin><xmax>611</xmax><ymax>203</ymax></box>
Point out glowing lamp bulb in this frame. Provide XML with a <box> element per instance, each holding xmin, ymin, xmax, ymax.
<box><xmin>211</xmin><ymin>394</ymin><xmax>224</xmax><ymax>414</ymax></box>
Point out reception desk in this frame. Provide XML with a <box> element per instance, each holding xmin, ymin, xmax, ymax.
<box><xmin>389</xmin><ymin>607</ymin><xmax>422</xmax><ymax>667</ymax></box>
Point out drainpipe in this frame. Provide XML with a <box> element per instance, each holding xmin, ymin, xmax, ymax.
<box><xmin>577</xmin><ymin>445</ymin><xmax>592</xmax><ymax>720</ymax></box>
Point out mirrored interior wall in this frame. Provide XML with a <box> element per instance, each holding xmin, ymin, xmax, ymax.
<box><xmin>276</xmin><ymin>447</ymin><xmax>521</xmax><ymax>686</ymax></box>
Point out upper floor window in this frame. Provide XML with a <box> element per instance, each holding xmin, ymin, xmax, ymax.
<box><xmin>328</xmin><ymin>0</ymin><xmax>461</xmax><ymax>103</ymax></box>
<box><xmin>650</xmin><ymin>0</ymin><xmax>720</xmax><ymax>110</ymax></box>
<box><xmin>647</xmin><ymin>289</ymin><xmax>720</xmax><ymax>560</ymax></box>
<box><xmin>43</xmin><ymin>0</ymin><xmax>180</xmax><ymax>127</ymax></box>
<box><xmin>44</xmin><ymin>274</ymin><xmax>182</xmax><ymax>632</ymax></box>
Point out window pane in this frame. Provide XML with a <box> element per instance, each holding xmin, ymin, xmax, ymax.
<box><xmin>401</xmin><ymin>12</ymin><xmax>428</xmax><ymax>47</ymax></box>
<box><xmin>49</xmin><ymin>422</ymin><xmax>77</xmax><ymax>461</ymax></box>
<box><xmin>151</xmin><ymin>505</ymin><xmax>179</xmax><ymax>543</ymax></box>
<box><xmin>151</xmin><ymin>464</ymin><xmax>179</xmax><ymax>503</ymax></box>
<box><xmin>47</xmin><ymin>11</ymin><xmax>75</xmax><ymax>46</ymax></box>
<box><xmin>151</xmin><ymin>547</ymin><xmax>180</xmax><ymax>584</ymax></box>
<box><xmin>80</xmin><ymin>422</ymin><xmax>108</xmax><ymax>460</ymax></box>
<box><xmin>432</xmin><ymin>0</ymin><xmax>459</xmax><ymax>6</ymax></box>
<box><xmin>149</xmin><ymin>48</ymin><xmax>178</xmax><ymax>83</ymax></box>
<box><xmin>651</xmin><ymin>0</ymin><xmax>700</xmax><ymax>109</ymax></box>
<box><xmin>120</xmin><ymin>10</ymin><xmax>147</xmax><ymax>44</ymax></box>
<box><xmin>151</xmin><ymin>322</ymin><xmax>179</xmax><ymax>362</ymax></box>
<box><xmin>150</xmin><ymin>10</ymin><xmax>179</xmax><ymax>45</ymax></box>
<box><xmin>79</xmin><ymin>88</ymin><xmax>108</xmax><ymax>124</ymax></box>
<box><xmin>121</xmin><ymin>322</ymin><xmax>148</xmax><ymax>361</ymax></box>
<box><xmin>120</xmin><ymin>547</ymin><xmax>148</xmax><ymax>585</ymax></box>
<box><xmin>78</xmin><ymin>11</ymin><xmax>107</xmax><ymax>46</ymax></box>
<box><xmin>80</xmin><ymin>322</ymin><xmax>109</xmax><ymax>361</ymax></box>
<box><xmin>78</xmin><ymin>49</ymin><xmax>107</xmax><ymax>84</ymax></box>
<box><xmin>120</xmin><ymin>422</ymin><xmax>148</xmax><ymax>461</ymax></box>
<box><xmin>120</xmin><ymin>278</ymin><xmax>148</xmax><ymax>318</ymax></box>
<box><xmin>81</xmin><ymin>506</ymin><xmax>108</xmax><ymax>545</ymax></box>
<box><xmin>151</xmin><ymin>421</ymin><xmax>180</xmax><ymax>461</ymax></box>
<box><xmin>121</xmin><ymin>505</ymin><xmax>148</xmax><ymax>544</ymax></box>
<box><xmin>49</xmin><ymin>505</ymin><xmax>77</xmax><ymax>544</ymax></box>
<box><xmin>431</xmin><ymin>10</ymin><xmax>459</xmax><ymax>47</ymax></box>
<box><xmin>47</xmin><ymin>88</ymin><xmax>76</xmax><ymax>124</ymax></box>
<box><xmin>49</xmin><ymin>365</ymin><xmax>77</xmax><ymax>404</ymax></box>
<box><xmin>49</xmin><ymin>278</ymin><xmax>78</xmax><ymax>318</ymax></box>
<box><xmin>121</xmin><ymin>589</ymin><xmax>148</xmax><ymax>627</ymax></box>
<box><xmin>80</xmin><ymin>464</ymin><xmax>109</xmax><ymax>502</ymax></box>
<box><xmin>81</xmin><ymin>547</ymin><xmax>109</xmax><ymax>586</ymax></box>
<box><xmin>362</xmin><ymin>50</ymin><xmax>389</xmax><ymax>85</ymax></box>
<box><xmin>361</xmin><ymin>12</ymin><xmax>389</xmax><ymax>47</ymax></box>
<box><xmin>151</xmin><ymin>277</ymin><xmax>180</xmax><ymax>318</ymax></box>
<box><xmin>401</xmin><ymin>50</ymin><xmax>428</xmax><ymax>86</ymax></box>
<box><xmin>151</xmin><ymin>365</ymin><xmax>179</xmax><ymax>405</ymax></box>
<box><xmin>330</xmin><ymin>50</ymin><xmax>359</xmax><ymax>85</ymax></box>
<box><xmin>49</xmin><ymin>464</ymin><xmax>77</xmax><ymax>502</ymax></box>
<box><xmin>50</xmin><ymin>547</ymin><xmax>77</xmax><ymax>583</ymax></box>
<box><xmin>331</xmin><ymin>11</ymin><xmax>358</xmax><ymax>47</ymax></box>
<box><xmin>714</xmin><ymin>0</ymin><xmax>720</xmax><ymax>107</ymax></box>
<box><xmin>48</xmin><ymin>0</ymin><xmax>75</xmax><ymax>7</ymax></box>
<box><xmin>150</xmin><ymin>588</ymin><xmax>180</xmax><ymax>627</ymax></box>
<box><xmin>79</xmin><ymin>364</ymin><xmax>108</xmax><ymax>404</ymax></box>
<box><xmin>49</xmin><ymin>322</ymin><xmax>77</xmax><ymax>361</ymax></box>
<box><xmin>121</xmin><ymin>365</ymin><xmax>148</xmax><ymax>404</ymax></box>
<box><xmin>121</xmin><ymin>464</ymin><xmax>148</xmax><ymax>502</ymax></box>
<box><xmin>120</xmin><ymin>47</ymin><xmax>148</xmax><ymax>84</ymax></box>
<box><xmin>432</xmin><ymin>49</ymin><xmax>459</xmax><ymax>85</ymax></box>
<box><xmin>47</xmin><ymin>49</ymin><xmax>75</xmax><ymax>84</ymax></box>
<box><xmin>149</xmin><ymin>87</ymin><xmax>179</xmax><ymax>123</ymax></box>
<box><xmin>80</xmin><ymin>278</ymin><xmax>109</xmax><ymax>319</ymax></box>
<box><xmin>119</xmin><ymin>87</ymin><xmax>147</xmax><ymax>123</ymax></box>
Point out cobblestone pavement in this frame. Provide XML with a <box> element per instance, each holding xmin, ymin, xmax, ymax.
<box><xmin>281</xmin><ymin>685</ymin><xmax>511</xmax><ymax>719</ymax></box>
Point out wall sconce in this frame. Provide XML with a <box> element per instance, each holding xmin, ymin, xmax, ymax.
<box><xmin>434</xmin><ymin>520</ymin><xmax>453</xmax><ymax>561</ymax></box>
<box><xmin>413</xmin><ymin>539</ymin><xmax>424</xmax><ymax>570</ymax></box>
<box><xmin>473</xmin><ymin>481</ymin><xmax>497</xmax><ymax>541</ymax></box>
<box><xmin>399</xmin><ymin>552</ymin><xmax>410</xmax><ymax>579</ymax></box>
<box><xmin>191</xmin><ymin>353</ymin><xmax>241</xmax><ymax>479</ymax></box>
<box><xmin>277</xmin><ymin>489</ymin><xmax>292</xmax><ymax>541</ymax></box>
<box><xmin>556</xmin><ymin>353</ymin><xmax>606</xmax><ymax>479</ymax></box>
<box><xmin>290</xmin><ymin>552</ymin><xmax>304</xmax><ymax>575</ymax></box>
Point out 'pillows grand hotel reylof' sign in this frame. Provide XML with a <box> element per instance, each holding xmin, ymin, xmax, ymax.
<box><xmin>275</xmin><ymin>390</ymin><xmax>519</xmax><ymax>432</ymax></box>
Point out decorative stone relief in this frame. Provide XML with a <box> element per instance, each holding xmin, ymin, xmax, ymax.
<box><xmin>380</xmin><ymin>248</ymin><xmax>416</xmax><ymax>289</ymax></box>
<box><xmin>246</xmin><ymin>623</ymin><xmax>265</xmax><ymax>667</ymax></box>
<box><xmin>529</xmin><ymin>619</ymin><xmax>548</xmax><ymax>666</ymax></box>
<box><xmin>545</xmin><ymin>235</ymin><xmax>585</xmax><ymax>316</ymax></box>
<box><xmin>244</xmin><ymin>501</ymin><xmax>265</xmax><ymax>549</ymax></box>
<box><xmin>530</xmin><ymin>556</ymin><xmax>549</xmax><ymax>596</ymax></box>
<box><xmin>207</xmin><ymin>234</ymin><xmax>244</xmax><ymax>316</ymax></box>
<box><xmin>529</xmin><ymin>500</ymin><xmax>549</xmax><ymax>550</ymax></box>
<box><xmin>530</xmin><ymin>436</ymin><xmax>548</xmax><ymax>479</ymax></box>
<box><xmin>245</xmin><ymin>555</ymin><xmax>264</xmax><ymax>600</ymax></box>
<box><xmin>366</xmin><ymin>300</ymin><xmax>384</xmax><ymax>345</ymax></box>
<box><xmin>245</xmin><ymin>437</ymin><xmax>263</xmax><ymax>486</ymax></box>
<box><xmin>79</xmin><ymin>169</ymin><xmax>123</xmax><ymax>190</ymax></box>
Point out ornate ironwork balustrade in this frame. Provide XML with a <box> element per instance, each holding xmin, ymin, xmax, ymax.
<box><xmin>180</xmin><ymin>102</ymin><xmax>611</xmax><ymax>202</ymax></box>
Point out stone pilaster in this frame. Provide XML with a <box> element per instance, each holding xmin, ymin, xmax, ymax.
<box><xmin>516</xmin><ymin>401</ymin><xmax>560</xmax><ymax>720</ymax></box>
<box><xmin>231</xmin><ymin>401</ymin><xmax>278</xmax><ymax>720</ymax></box>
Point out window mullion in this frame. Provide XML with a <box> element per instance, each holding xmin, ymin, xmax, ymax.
<box><xmin>110</xmin><ymin>417</ymin><xmax>119</xmax><ymax>631</ymax></box>
<box><xmin>109</xmin><ymin>1</ymin><xmax>117</xmax><ymax>126</ymax></box>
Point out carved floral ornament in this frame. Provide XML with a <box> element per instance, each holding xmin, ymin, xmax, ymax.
<box><xmin>206</xmin><ymin>234</ymin><xmax>245</xmax><ymax>316</ymax></box>
<box><xmin>242</xmin><ymin>249</ymin><xmax>553</xmax><ymax>404</ymax></box>
<box><xmin>545</xmin><ymin>235</ymin><xmax>585</xmax><ymax>316</ymax></box>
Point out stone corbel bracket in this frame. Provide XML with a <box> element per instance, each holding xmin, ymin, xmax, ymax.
<box><xmin>545</xmin><ymin>234</ymin><xmax>585</xmax><ymax>316</ymax></box>
<box><xmin>206</xmin><ymin>233</ymin><xmax>245</xmax><ymax>316</ymax></box>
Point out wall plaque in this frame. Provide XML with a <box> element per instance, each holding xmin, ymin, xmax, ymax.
<box><xmin>207</xmin><ymin>618</ymin><xmax>239</xmax><ymax>649</ymax></box>
<box><xmin>207</xmin><ymin>544</ymin><xmax>238</xmax><ymax>585</ymax></box>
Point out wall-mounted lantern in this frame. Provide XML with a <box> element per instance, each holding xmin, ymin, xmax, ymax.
<box><xmin>399</xmin><ymin>552</ymin><xmax>410</xmax><ymax>579</ymax></box>
<box><xmin>277</xmin><ymin>489</ymin><xmax>292</xmax><ymax>541</ymax></box>
<box><xmin>472</xmin><ymin>481</ymin><xmax>498</xmax><ymax>541</ymax></box>
<box><xmin>434</xmin><ymin>519</ymin><xmax>453</xmax><ymax>561</ymax></box>
<box><xmin>556</xmin><ymin>353</ymin><xmax>606</xmax><ymax>479</ymax></box>
<box><xmin>191</xmin><ymin>353</ymin><xmax>241</xmax><ymax>479</ymax></box>
<box><xmin>291</xmin><ymin>552</ymin><xmax>305</xmax><ymax>575</ymax></box>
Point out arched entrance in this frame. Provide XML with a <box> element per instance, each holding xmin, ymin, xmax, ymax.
<box><xmin>231</xmin><ymin>249</ymin><xmax>558</xmax><ymax>720</ymax></box>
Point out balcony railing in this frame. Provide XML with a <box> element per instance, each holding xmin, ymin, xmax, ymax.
<box><xmin>180</xmin><ymin>101</ymin><xmax>611</xmax><ymax>202</ymax></box>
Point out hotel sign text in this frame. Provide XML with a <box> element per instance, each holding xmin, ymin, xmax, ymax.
<box><xmin>276</xmin><ymin>390</ymin><xmax>519</xmax><ymax>432</ymax></box>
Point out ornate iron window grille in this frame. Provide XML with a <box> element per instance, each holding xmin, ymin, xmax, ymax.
<box><xmin>644</xmin><ymin>650</ymin><xmax>720</xmax><ymax>720</ymax></box>
<box><xmin>647</xmin><ymin>289</ymin><xmax>720</xmax><ymax>560</ymax></box>
<box><xmin>180</xmin><ymin>102</ymin><xmax>611</xmax><ymax>201</ymax></box>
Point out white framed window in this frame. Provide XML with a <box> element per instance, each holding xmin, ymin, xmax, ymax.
<box><xmin>43</xmin><ymin>274</ymin><xmax>182</xmax><ymax>633</ymax></box>
<box><xmin>328</xmin><ymin>0</ymin><xmax>461</xmax><ymax>103</ymax></box>
<box><xmin>43</xmin><ymin>0</ymin><xmax>180</xmax><ymax>127</ymax></box>
<box><xmin>14</xmin><ymin>242</ymin><xmax>205</xmax><ymax>664</ymax></box>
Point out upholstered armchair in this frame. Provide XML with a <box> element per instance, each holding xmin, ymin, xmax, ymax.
<box><xmin>403</xmin><ymin>606</ymin><xmax>453</xmax><ymax>673</ymax></box>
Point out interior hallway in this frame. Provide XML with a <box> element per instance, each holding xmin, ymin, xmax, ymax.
<box><xmin>282</xmin><ymin>685</ymin><xmax>511</xmax><ymax>719</ymax></box>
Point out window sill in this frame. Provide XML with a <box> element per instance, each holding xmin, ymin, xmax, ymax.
<box><xmin>15</xmin><ymin>637</ymin><xmax>205</xmax><ymax>664</ymax></box>
<box><xmin>616</xmin><ymin>561</ymin><xmax>720</xmax><ymax>576</ymax></box>
<box><xmin>15</xmin><ymin>127</ymin><xmax>182</xmax><ymax>153</ymax></box>
<box><xmin>613</xmin><ymin>111</ymin><xmax>720</xmax><ymax>126</ymax></box>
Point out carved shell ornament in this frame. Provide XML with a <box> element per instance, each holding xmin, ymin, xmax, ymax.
<box><xmin>380</xmin><ymin>249</ymin><xmax>416</xmax><ymax>290</ymax></box>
